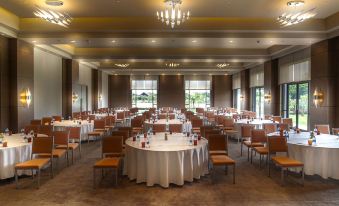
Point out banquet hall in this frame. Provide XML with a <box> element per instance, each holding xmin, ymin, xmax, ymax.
<box><xmin>0</xmin><ymin>0</ymin><xmax>339</xmax><ymax>205</ymax></box>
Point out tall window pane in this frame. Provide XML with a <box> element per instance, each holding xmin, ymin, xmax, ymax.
<box><xmin>185</xmin><ymin>80</ymin><xmax>211</xmax><ymax>111</ymax></box>
<box><xmin>131</xmin><ymin>80</ymin><xmax>157</xmax><ymax>109</ymax></box>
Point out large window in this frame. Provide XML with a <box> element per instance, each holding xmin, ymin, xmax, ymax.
<box><xmin>252</xmin><ymin>87</ymin><xmax>264</xmax><ymax>118</ymax></box>
<box><xmin>131</xmin><ymin>80</ymin><xmax>157</xmax><ymax>109</ymax></box>
<box><xmin>281</xmin><ymin>82</ymin><xmax>309</xmax><ymax>130</ymax></box>
<box><xmin>185</xmin><ymin>80</ymin><xmax>211</xmax><ymax>110</ymax></box>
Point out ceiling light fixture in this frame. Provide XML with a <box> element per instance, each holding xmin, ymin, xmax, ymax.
<box><xmin>115</xmin><ymin>64</ymin><xmax>130</xmax><ymax>68</ymax></box>
<box><xmin>156</xmin><ymin>0</ymin><xmax>190</xmax><ymax>29</ymax></box>
<box><xmin>277</xmin><ymin>8</ymin><xmax>316</xmax><ymax>26</ymax></box>
<box><xmin>45</xmin><ymin>0</ymin><xmax>64</xmax><ymax>6</ymax></box>
<box><xmin>165</xmin><ymin>62</ymin><xmax>180</xmax><ymax>68</ymax></box>
<box><xmin>216</xmin><ymin>63</ymin><xmax>230</xmax><ymax>68</ymax></box>
<box><xmin>287</xmin><ymin>0</ymin><xmax>304</xmax><ymax>7</ymax></box>
<box><xmin>34</xmin><ymin>6</ymin><xmax>72</xmax><ymax>27</ymax></box>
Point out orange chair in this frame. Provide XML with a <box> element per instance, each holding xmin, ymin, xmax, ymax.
<box><xmin>249</xmin><ymin>129</ymin><xmax>267</xmax><ymax>164</ymax></box>
<box><xmin>264</xmin><ymin>115</ymin><xmax>272</xmax><ymax>120</ymax></box>
<box><xmin>153</xmin><ymin>124</ymin><xmax>166</xmax><ymax>133</ymax></box>
<box><xmin>223</xmin><ymin>118</ymin><xmax>238</xmax><ymax>141</ymax></box>
<box><xmin>15</xmin><ymin>136</ymin><xmax>54</xmax><ymax>189</ymax></box>
<box><xmin>25</xmin><ymin>125</ymin><xmax>40</xmax><ymax>134</ymax></box>
<box><xmin>56</xmin><ymin>127</ymin><xmax>81</xmax><ymax>164</ymax></box>
<box><xmin>159</xmin><ymin>114</ymin><xmax>167</xmax><ymax>119</ymax></box>
<box><xmin>192</xmin><ymin>118</ymin><xmax>203</xmax><ymax>134</ymax></box>
<box><xmin>52</xmin><ymin>116</ymin><xmax>62</xmax><ymax>122</ymax></box>
<box><xmin>87</xmin><ymin>119</ymin><xmax>106</xmax><ymax>143</ymax></box>
<box><xmin>93</xmin><ymin>136</ymin><xmax>123</xmax><ymax>188</ymax></box>
<box><xmin>263</xmin><ymin>123</ymin><xmax>276</xmax><ymax>134</ymax></box>
<box><xmin>49</xmin><ymin>131</ymin><xmax>69</xmax><ymax>167</ymax></box>
<box><xmin>278</xmin><ymin>123</ymin><xmax>290</xmax><ymax>131</ymax></box>
<box><xmin>332</xmin><ymin>128</ymin><xmax>339</xmax><ymax>135</ymax></box>
<box><xmin>315</xmin><ymin>124</ymin><xmax>330</xmax><ymax>134</ymax></box>
<box><xmin>116</xmin><ymin>112</ymin><xmax>125</xmax><ymax>125</ymax></box>
<box><xmin>42</xmin><ymin>117</ymin><xmax>52</xmax><ymax>125</ymax></box>
<box><xmin>200</xmin><ymin>125</ymin><xmax>216</xmax><ymax>138</ymax></box>
<box><xmin>209</xmin><ymin>134</ymin><xmax>235</xmax><ymax>184</ymax></box>
<box><xmin>169</xmin><ymin>124</ymin><xmax>182</xmax><ymax>133</ymax></box>
<box><xmin>272</xmin><ymin>116</ymin><xmax>282</xmax><ymax>123</ymax></box>
<box><xmin>282</xmin><ymin>118</ymin><xmax>293</xmax><ymax>128</ymax></box>
<box><xmin>268</xmin><ymin>136</ymin><xmax>304</xmax><ymax>186</ymax></box>
<box><xmin>39</xmin><ymin>125</ymin><xmax>53</xmax><ymax>137</ymax></box>
<box><xmin>30</xmin><ymin>119</ymin><xmax>42</xmax><ymax>126</ymax></box>
<box><xmin>240</xmin><ymin>125</ymin><xmax>255</xmax><ymax>158</ymax></box>
<box><xmin>113</xmin><ymin>129</ymin><xmax>130</xmax><ymax>147</ymax></box>
<box><xmin>131</xmin><ymin>118</ymin><xmax>143</xmax><ymax>134</ymax></box>
<box><xmin>168</xmin><ymin>113</ymin><xmax>175</xmax><ymax>120</ymax></box>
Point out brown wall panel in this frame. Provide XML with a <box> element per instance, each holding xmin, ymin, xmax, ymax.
<box><xmin>264</xmin><ymin>59</ymin><xmax>279</xmax><ymax>116</ymax></box>
<box><xmin>91</xmin><ymin>69</ymin><xmax>99</xmax><ymax>111</ymax></box>
<box><xmin>212</xmin><ymin>75</ymin><xmax>232</xmax><ymax>107</ymax></box>
<box><xmin>240</xmin><ymin>70</ymin><xmax>250</xmax><ymax>110</ymax></box>
<box><xmin>158</xmin><ymin>75</ymin><xmax>185</xmax><ymax>108</ymax></box>
<box><xmin>108</xmin><ymin>75</ymin><xmax>131</xmax><ymax>108</ymax></box>
<box><xmin>0</xmin><ymin>36</ymin><xmax>10</xmax><ymax>130</ymax></box>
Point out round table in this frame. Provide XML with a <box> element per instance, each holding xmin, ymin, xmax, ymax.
<box><xmin>144</xmin><ymin>119</ymin><xmax>192</xmax><ymax>133</ymax></box>
<box><xmin>53</xmin><ymin>120</ymin><xmax>94</xmax><ymax>141</ymax></box>
<box><xmin>0</xmin><ymin>133</ymin><xmax>47</xmax><ymax>179</ymax></box>
<box><xmin>285</xmin><ymin>132</ymin><xmax>339</xmax><ymax>180</ymax></box>
<box><xmin>123</xmin><ymin>133</ymin><xmax>209</xmax><ymax>187</ymax></box>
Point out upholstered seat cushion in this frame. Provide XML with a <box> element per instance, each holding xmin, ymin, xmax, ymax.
<box><xmin>209</xmin><ymin>150</ymin><xmax>227</xmax><ymax>156</ymax></box>
<box><xmin>210</xmin><ymin>155</ymin><xmax>235</xmax><ymax>165</ymax></box>
<box><xmin>56</xmin><ymin>143</ymin><xmax>79</xmax><ymax>150</ymax></box>
<box><xmin>253</xmin><ymin>147</ymin><xmax>268</xmax><ymax>154</ymax></box>
<box><xmin>15</xmin><ymin>158</ymin><xmax>50</xmax><ymax>170</ymax></box>
<box><xmin>243</xmin><ymin>141</ymin><xmax>264</xmax><ymax>147</ymax></box>
<box><xmin>105</xmin><ymin>151</ymin><xmax>125</xmax><ymax>158</ymax></box>
<box><xmin>37</xmin><ymin>149</ymin><xmax>66</xmax><ymax>158</ymax></box>
<box><xmin>272</xmin><ymin>156</ymin><xmax>304</xmax><ymax>167</ymax></box>
<box><xmin>94</xmin><ymin>158</ymin><xmax>120</xmax><ymax>168</ymax></box>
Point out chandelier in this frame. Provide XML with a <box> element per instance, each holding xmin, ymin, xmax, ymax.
<box><xmin>216</xmin><ymin>63</ymin><xmax>230</xmax><ymax>69</ymax></box>
<box><xmin>165</xmin><ymin>62</ymin><xmax>180</xmax><ymax>68</ymax></box>
<box><xmin>115</xmin><ymin>64</ymin><xmax>130</xmax><ymax>68</ymax></box>
<box><xmin>277</xmin><ymin>1</ymin><xmax>316</xmax><ymax>27</ymax></box>
<box><xmin>156</xmin><ymin>0</ymin><xmax>190</xmax><ymax>29</ymax></box>
<box><xmin>34</xmin><ymin>6</ymin><xmax>72</xmax><ymax>27</ymax></box>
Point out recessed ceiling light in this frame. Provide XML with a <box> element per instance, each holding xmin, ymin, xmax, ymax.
<box><xmin>229</xmin><ymin>40</ymin><xmax>233</xmax><ymax>43</ymax></box>
<box><xmin>146</xmin><ymin>73</ymin><xmax>149</xmax><ymax>76</ymax></box>
<box><xmin>151</xmin><ymin>40</ymin><xmax>156</xmax><ymax>43</ymax></box>
<box><xmin>32</xmin><ymin>40</ymin><xmax>37</xmax><ymax>43</ymax></box>
<box><xmin>177</xmin><ymin>73</ymin><xmax>181</xmax><ymax>75</ymax></box>
<box><xmin>192</xmin><ymin>40</ymin><xmax>197</xmax><ymax>43</ymax></box>
<box><xmin>114</xmin><ymin>74</ymin><xmax>118</xmax><ymax>76</ymax></box>
<box><xmin>287</xmin><ymin>0</ymin><xmax>305</xmax><ymax>7</ymax></box>
<box><xmin>224</xmin><ymin>73</ymin><xmax>228</xmax><ymax>76</ymax></box>
<box><xmin>115</xmin><ymin>64</ymin><xmax>129</xmax><ymax>68</ymax></box>
<box><xmin>111</xmin><ymin>40</ymin><xmax>116</xmax><ymax>43</ymax></box>
<box><xmin>45</xmin><ymin>0</ymin><xmax>64</xmax><ymax>6</ymax></box>
<box><xmin>209</xmin><ymin>73</ymin><xmax>212</xmax><ymax>76</ymax></box>
<box><xmin>70</xmin><ymin>40</ymin><xmax>76</xmax><ymax>43</ymax></box>
<box><xmin>161</xmin><ymin>73</ymin><xmax>165</xmax><ymax>75</ymax></box>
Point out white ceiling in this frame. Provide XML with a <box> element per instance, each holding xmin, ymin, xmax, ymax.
<box><xmin>1</xmin><ymin>0</ymin><xmax>339</xmax><ymax>18</ymax></box>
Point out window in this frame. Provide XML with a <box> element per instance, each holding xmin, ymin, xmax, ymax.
<box><xmin>252</xmin><ymin>87</ymin><xmax>264</xmax><ymax>118</ymax></box>
<box><xmin>233</xmin><ymin>89</ymin><xmax>241</xmax><ymax>112</ymax></box>
<box><xmin>131</xmin><ymin>80</ymin><xmax>157</xmax><ymax>109</ymax></box>
<box><xmin>185</xmin><ymin>80</ymin><xmax>211</xmax><ymax>111</ymax></box>
<box><xmin>281</xmin><ymin>82</ymin><xmax>309</xmax><ymax>130</ymax></box>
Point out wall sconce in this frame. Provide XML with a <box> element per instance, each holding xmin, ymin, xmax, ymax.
<box><xmin>98</xmin><ymin>94</ymin><xmax>102</xmax><ymax>102</ymax></box>
<box><xmin>264</xmin><ymin>92</ymin><xmax>272</xmax><ymax>104</ymax></box>
<box><xmin>240</xmin><ymin>95</ymin><xmax>245</xmax><ymax>101</ymax></box>
<box><xmin>20</xmin><ymin>88</ymin><xmax>32</xmax><ymax>108</ymax></box>
<box><xmin>313</xmin><ymin>89</ymin><xmax>324</xmax><ymax>108</ymax></box>
<box><xmin>72</xmin><ymin>92</ymin><xmax>79</xmax><ymax>103</ymax></box>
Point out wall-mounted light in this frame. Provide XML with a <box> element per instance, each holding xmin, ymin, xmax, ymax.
<box><xmin>264</xmin><ymin>91</ymin><xmax>272</xmax><ymax>104</ymax></box>
<box><xmin>20</xmin><ymin>88</ymin><xmax>32</xmax><ymax>108</ymax></box>
<box><xmin>313</xmin><ymin>89</ymin><xmax>324</xmax><ymax>108</ymax></box>
<box><xmin>72</xmin><ymin>92</ymin><xmax>79</xmax><ymax>103</ymax></box>
<box><xmin>98</xmin><ymin>94</ymin><xmax>102</xmax><ymax>102</ymax></box>
<box><xmin>240</xmin><ymin>95</ymin><xmax>245</xmax><ymax>101</ymax></box>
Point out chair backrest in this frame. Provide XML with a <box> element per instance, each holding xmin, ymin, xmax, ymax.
<box><xmin>268</xmin><ymin>136</ymin><xmax>288</xmax><ymax>153</ymax></box>
<box><xmin>53</xmin><ymin>130</ymin><xmax>70</xmax><ymax>146</ymax></box>
<box><xmin>25</xmin><ymin>125</ymin><xmax>40</xmax><ymax>134</ymax></box>
<box><xmin>72</xmin><ymin>112</ymin><xmax>81</xmax><ymax>119</ymax></box>
<box><xmin>282</xmin><ymin>118</ymin><xmax>293</xmax><ymax>128</ymax></box>
<box><xmin>251</xmin><ymin>129</ymin><xmax>267</xmax><ymax>143</ymax></box>
<box><xmin>32</xmin><ymin>136</ymin><xmax>54</xmax><ymax>155</ymax></box>
<box><xmin>205</xmin><ymin>129</ymin><xmax>220</xmax><ymax>140</ymax></box>
<box><xmin>241</xmin><ymin>125</ymin><xmax>255</xmax><ymax>138</ymax></box>
<box><xmin>200</xmin><ymin>125</ymin><xmax>215</xmax><ymax>137</ymax></box>
<box><xmin>159</xmin><ymin>114</ymin><xmax>167</xmax><ymax>119</ymax></box>
<box><xmin>149</xmin><ymin>108</ymin><xmax>156</xmax><ymax>114</ymax></box>
<box><xmin>169</xmin><ymin>124</ymin><xmax>182</xmax><ymax>133</ymax></box>
<box><xmin>69</xmin><ymin>127</ymin><xmax>81</xmax><ymax>140</ymax></box>
<box><xmin>89</xmin><ymin>115</ymin><xmax>96</xmax><ymax>121</ymax></box>
<box><xmin>223</xmin><ymin>118</ymin><xmax>234</xmax><ymax>128</ymax></box>
<box><xmin>112</xmin><ymin>130</ymin><xmax>130</xmax><ymax>144</ymax></box>
<box><xmin>117</xmin><ymin>112</ymin><xmax>125</xmax><ymax>120</ymax></box>
<box><xmin>332</xmin><ymin>128</ymin><xmax>339</xmax><ymax>135</ymax></box>
<box><xmin>131</xmin><ymin>118</ymin><xmax>143</xmax><ymax>128</ymax></box>
<box><xmin>42</xmin><ymin>117</ymin><xmax>52</xmax><ymax>125</ymax></box>
<box><xmin>264</xmin><ymin>115</ymin><xmax>272</xmax><ymax>120</ymax></box>
<box><xmin>117</xmin><ymin>127</ymin><xmax>132</xmax><ymax>138</ymax></box>
<box><xmin>185</xmin><ymin>111</ymin><xmax>194</xmax><ymax>121</ymax></box>
<box><xmin>272</xmin><ymin>116</ymin><xmax>282</xmax><ymax>123</ymax></box>
<box><xmin>181</xmin><ymin>108</ymin><xmax>187</xmax><ymax>113</ymax></box>
<box><xmin>52</xmin><ymin>116</ymin><xmax>62</xmax><ymax>122</ymax></box>
<box><xmin>81</xmin><ymin>115</ymin><xmax>89</xmax><ymax>120</ymax></box>
<box><xmin>102</xmin><ymin>136</ymin><xmax>123</xmax><ymax>157</ymax></box>
<box><xmin>278</xmin><ymin>123</ymin><xmax>290</xmax><ymax>131</ymax></box>
<box><xmin>168</xmin><ymin>113</ymin><xmax>175</xmax><ymax>120</ymax></box>
<box><xmin>315</xmin><ymin>124</ymin><xmax>330</xmax><ymax>134</ymax></box>
<box><xmin>153</xmin><ymin>124</ymin><xmax>166</xmax><ymax>132</ymax></box>
<box><xmin>215</xmin><ymin>115</ymin><xmax>225</xmax><ymax>125</ymax></box>
<box><xmin>192</xmin><ymin>118</ymin><xmax>203</xmax><ymax>128</ymax></box>
<box><xmin>196</xmin><ymin>108</ymin><xmax>204</xmax><ymax>114</ymax></box>
<box><xmin>208</xmin><ymin>134</ymin><xmax>228</xmax><ymax>153</ymax></box>
<box><xmin>143</xmin><ymin>111</ymin><xmax>151</xmax><ymax>120</ymax></box>
<box><xmin>263</xmin><ymin>123</ymin><xmax>276</xmax><ymax>134</ymax></box>
<box><xmin>94</xmin><ymin>119</ymin><xmax>105</xmax><ymax>130</ymax></box>
<box><xmin>30</xmin><ymin>119</ymin><xmax>42</xmax><ymax>125</ymax></box>
<box><xmin>39</xmin><ymin>125</ymin><xmax>53</xmax><ymax>137</ymax></box>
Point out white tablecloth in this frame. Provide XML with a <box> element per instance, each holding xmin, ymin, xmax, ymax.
<box><xmin>0</xmin><ymin>134</ymin><xmax>33</xmax><ymax>179</ymax></box>
<box><xmin>123</xmin><ymin>133</ymin><xmax>209</xmax><ymax>187</ymax></box>
<box><xmin>144</xmin><ymin>119</ymin><xmax>192</xmax><ymax>133</ymax></box>
<box><xmin>53</xmin><ymin>120</ymin><xmax>94</xmax><ymax>141</ymax></box>
<box><xmin>281</xmin><ymin>132</ymin><xmax>339</xmax><ymax>180</ymax></box>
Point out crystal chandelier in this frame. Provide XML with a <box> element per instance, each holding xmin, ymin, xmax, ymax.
<box><xmin>156</xmin><ymin>0</ymin><xmax>190</xmax><ymax>29</ymax></box>
<box><xmin>216</xmin><ymin>63</ymin><xmax>230</xmax><ymax>69</ymax></box>
<box><xmin>115</xmin><ymin>64</ymin><xmax>130</xmax><ymax>68</ymax></box>
<box><xmin>277</xmin><ymin>1</ymin><xmax>316</xmax><ymax>27</ymax></box>
<box><xmin>34</xmin><ymin>6</ymin><xmax>72</xmax><ymax>27</ymax></box>
<box><xmin>165</xmin><ymin>62</ymin><xmax>180</xmax><ymax>68</ymax></box>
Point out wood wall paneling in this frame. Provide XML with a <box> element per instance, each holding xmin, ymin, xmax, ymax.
<box><xmin>158</xmin><ymin>75</ymin><xmax>185</xmax><ymax>108</ymax></box>
<box><xmin>108</xmin><ymin>75</ymin><xmax>131</xmax><ymax>108</ymax></box>
<box><xmin>212</xmin><ymin>75</ymin><xmax>232</xmax><ymax>107</ymax></box>
<box><xmin>240</xmin><ymin>70</ymin><xmax>250</xmax><ymax>110</ymax></box>
<box><xmin>264</xmin><ymin>59</ymin><xmax>279</xmax><ymax>116</ymax></box>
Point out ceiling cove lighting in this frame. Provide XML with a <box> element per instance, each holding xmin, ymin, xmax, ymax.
<box><xmin>34</xmin><ymin>6</ymin><xmax>72</xmax><ymax>27</ymax></box>
<box><xmin>156</xmin><ymin>0</ymin><xmax>190</xmax><ymax>29</ymax></box>
<box><xmin>115</xmin><ymin>64</ymin><xmax>130</xmax><ymax>68</ymax></box>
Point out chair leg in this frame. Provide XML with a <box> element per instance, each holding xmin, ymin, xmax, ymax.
<box><xmin>115</xmin><ymin>168</ymin><xmax>118</xmax><ymax>186</ymax></box>
<box><xmin>37</xmin><ymin>169</ymin><xmax>40</xmax><ymax>189</ymax></box>
<box><xmin>250</xmin><ymin>148</ymin><xmax>253</xmax><ymax>164</ymax></box>
<box><xmin>281</xmin><ymin>168</ymin><xmax>285</xmax><ymax>186</ymax></box>
<box><xmin>268</xmin><ymin>160</ymin><xmax>271</xmax><ymax>177</ymax></box>
<box><xmin>301</xmin><ymin>167</ymin><xmax>305</xmax><ymax>186</ymax></box>
<box><xmin>50</xmin><ymin>159</ymin><xmax>54</xmax><ymax>178</ymax></box>
<box><xmin>66</xmin><ymin>151</ymin><xmax>69</xmax><ymax>166</ymax></box>
<box><xmin>240</xmin><ymin>141</ymin><xmax>243</xmax><ymax>156</ymax></box>
<box><xmin>93</xmin><ymin>168</ymin><xmax>96</xmax><ymax>189</ymax></box>
<box><xmin>79</xmin><ymin>144</ymin><xmax>82</xmax><ymax>159</ymax></box>
<box><xmin>233</xmin><ymin>164</ymin><xmax>236</xmax><ymax>184</ymax></box>
<box><xmin>247</xmin><ymin>147</ymin><xmax>250</xmax><ymax>161</ymax></box>
<box><xmin>259</xmin><ymin>154</ymin><xmax>262</xmax><ymax>169</ymax></box>
<box><xmin>15</xmin><ymin>169</ymin><xmax>19</xmax><ymax>189</ymax></box>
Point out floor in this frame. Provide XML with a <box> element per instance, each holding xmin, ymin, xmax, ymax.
<box><xmin>0</xmin><ymin>139</ymin><xmax>339</xmax><ymax>206</ymax></box>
